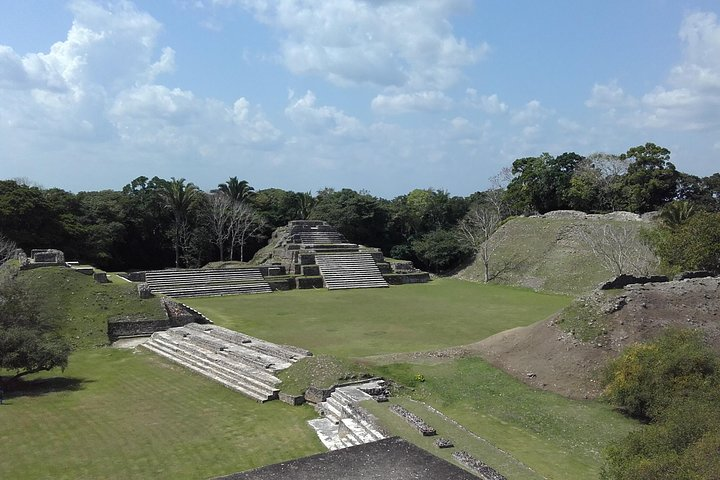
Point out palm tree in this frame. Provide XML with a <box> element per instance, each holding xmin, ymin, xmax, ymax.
<box><xmin>217</xmin><ymin>177</ymin><xmax>254</xmax><ymax>202</ymax></box>
<box><xmin>158</xmin><ymin>177</ymin><xmax>200</xmax><ymax>267</ymax></box>
<box><xmin>660</xmin><ymin>200</ymin><xmax>695</xmax><ymax>228</ymax></box>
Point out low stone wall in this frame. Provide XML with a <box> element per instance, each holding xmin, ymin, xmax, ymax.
<box><xmin>300</xmin><ymin>264</ymin><xmax>320</xmax><ymax>276</ymax></box>
<box><xmin>258</xmin><ymin>265</ymin><xmax>287</xmax><ymax>276</ymax></box>
<box><xmin>296</xmin><ymin>276</ymin><xmax>324</xmax><ymax>289</ymax></box>
<box><xmin>162</xmin><ymin>298</ymin><xmax>211</xmax><ymax>325</ymax></box>
<box><xmin>390</xmin><ymin>404</ymin><xmax>436</xmax><ymax>436</ymax></box>
<box><xmin>117</xmin><ymin>271</ymin><xmax>146</xmax><ymax>282</ymax></box>
<box><xmin>108</xmin><ymin>315</ymin><xmax>170</xmax><ymax>339</ymax></box>
<box><xmin>451</xmin><ymin>451</ymin><xmax>507</xmax><ymax>480</ymax></box>
<box><xmin>383</xmin><ymin>272</ymin><xmax>431</xmax><ymax>285</ymax></box>
<box><xmin>266</xmin><ymin>277</ymin><xmax>295</xmax><ymax>291</ymax></box>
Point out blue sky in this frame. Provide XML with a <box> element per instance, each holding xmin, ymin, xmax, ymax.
<box><xmin>1</xmin><ymin>0</ymin><xmax>719</xmax><ymax>197</ymax></box>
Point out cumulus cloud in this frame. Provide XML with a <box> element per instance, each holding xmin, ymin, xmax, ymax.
<box><xmin>0</xmin><ymin>0</ymin><xmax>280</xmax><ymax>158</ymax></box>
<box><xmin>511</xmin><ymin>100</ymin><xmax>550</xmax><ymax>125</ymax></box>
<box><xmin>213</xmin><ymin>0</ymin><xmax>488</xmax><ymax>90</ymax></box>
<box><xmin>285</xmin><ymin>90</ymin><xmax>365</xmax><ymax>138</ymax></box>
<box><xmin>585</xmin><ymin>81</ymin><xmax>636</xmax><ymax>109</ymax></box>
<box><xmin>587</xmin><ymin>11</ymin><xmax>720</xmax><ymax>131</ymax></box>
<box><xmin>465</xmin><ymin>89</ymin><xmax>508</xmax><ymax>114</ymax></box>
<box><xmin>371</xmin><ymin>91</ymin><xmax>452</xmax><ymax>114</ymax></box>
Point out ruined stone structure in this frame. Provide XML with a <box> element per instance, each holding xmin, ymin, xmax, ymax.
<box><xmin>308</xmin><ymin>379</ymin><xmax>389</xmax><ymax>450</ymax></box>
<box><xmin>260</xmin><ymin>220</ymin><xmax>430</xmax><ymax>290</ymax></box>
<box><xmin>142</xmin><ymin>323</ymin><xmax>311</xmax><ymax>402</ymax></box>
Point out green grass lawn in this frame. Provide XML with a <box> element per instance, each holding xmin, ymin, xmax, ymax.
<box><xmin>183</xmin><ymin>278</ymin><xmax>571</xmax><ymax>357</ymax></box>
<box><xmin>0</xmin><ymin>348</ymin><xmax>323</xmax><ymax>480</ymax></box>
<box><xmin>369</xmin><ymin>357</ymin><xmax>638</xmax><ymax>480</ymax></box>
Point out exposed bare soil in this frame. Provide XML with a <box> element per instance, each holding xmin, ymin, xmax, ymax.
<box><xmin>365</xmin><ymin>277</ymin><xmax>720</xmax><ymax>400</ymax></box>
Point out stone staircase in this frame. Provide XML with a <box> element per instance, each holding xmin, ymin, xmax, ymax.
<box><xmin>297</xmin><ymin>231</ymin><xmax>347</xmax><ymax>245</ymax></box>
<box><xmin>145</xmin><ymin>268</ymin><xmax>272</xmax><ymax>298</ymax></box>
<box><xmin>315</xmin><ymin>253</ymin><xmax>389</xmax><ymax>290</ymax></box>
<box><xmin>142</xmin><ymin>323</ymin><xmax>311</xmax><ymax>402</ymax></box>
<box><xmin>308</xmin><ymin>380</ymin><xmax>388</xmax><ymax>450</ymax></box>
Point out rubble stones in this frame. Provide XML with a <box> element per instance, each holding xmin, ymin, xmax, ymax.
<box><xmin>452</xmin><ymin>451</ymin><xmax>507</xmax><ymax>480</ymax></box>
<box><xmin>389</xmin><ymin>404</ymin><xmax>436</xmax><ymax>436</ymax></box>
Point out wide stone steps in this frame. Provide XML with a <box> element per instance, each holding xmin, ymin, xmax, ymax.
<box><xmin>148</xmin><ymin>283</ymin><xmax>272</xmax><ymax>298</ymax></box>
<box><xmin>159</xmin><ymin>328</ymin><xmax>285</xmax><ymax>380</ymax></box>
<box><xmin>142</xmin><ymin>323</ymin><xmax>311</xmax><ymax>402</ymax></box>
<box><xmin>309</xmin><ymin>381</ymin><xmax>388</xmax><ymax>450</ymax></box>
<box><xmin>297</xmin><ymin>231</ymin><xmax>347</xmax><ymax>244</ymax></box>
<box><xmin>145</xmin><ymin>268</ymin><xmax>272</xmax><ymax>298</ymax></box>
<box><xmin>316</xmin><ymin>253</ymin><xmax>389</xmax><ymax>290</ymax></box>
<box><xmin>183</xmin><ymin>323</ymin><xmax>311</xmax><ymax>363</ymax></box>
<box><xmin>142</xmin><ymin>339</ymin><xmax>277</xmax><ymax>402</ymax></box>
<box><xmin>162</xmin><ymin>327</ymin><xmax>292</xmax><ymax>372</ymax></box>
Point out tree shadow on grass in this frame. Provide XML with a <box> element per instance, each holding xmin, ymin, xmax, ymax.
<box><xmin>2</xmin><ymin>376</ymin><xmax>91</xmax><ymax>401</ymax></box>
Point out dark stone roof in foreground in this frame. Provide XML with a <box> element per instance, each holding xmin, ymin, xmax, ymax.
<box><xmin>215</xmin><ymin>437</ymin><xmax>477</xmax><ymax>480</ymax></box>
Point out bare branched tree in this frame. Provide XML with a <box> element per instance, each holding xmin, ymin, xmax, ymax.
<box><xmin>457</xmin><ymin>202</ymin><xmax>506</xmax><ymax>282</ymax></box>
<box><xmin>578</xmin><ymin>223</ymin><xmax>658</xmax><ymax>276</ymax></box>
<box><xmin>205</xmin><ymin>193</ymin><xmax>233</xmax><ymax>261</ymax></box>
<box><xmin>228</xmin><ymin>202</ymin><xmax>264</xmax><ymax>262</ymax></box>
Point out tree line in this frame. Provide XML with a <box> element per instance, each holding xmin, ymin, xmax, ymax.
<box><xmin>0</xmin><ymin>142</ymin><xmax>718</xmax><ymax>273</ymax></box>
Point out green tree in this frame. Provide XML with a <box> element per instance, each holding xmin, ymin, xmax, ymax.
<box><xmin>649</xmin><ymin>211</ymin><xmax>720</xmax><ymax>274</ymax></box>
<box><xmin>217</xmin><ymin>177</ymin><xmax>254</xmax><ymax>202</ymax></box>
<box><xmin>505</xmin><ymin>152</ymin><xmax>583</xmax><ymax>213</ymax></box>
<box><xmin>617</xmin><ymin>143</ymin><xmax>679</xmax><ymax>213</ymax></box>
<box><xmin>411</xmin><ymin>229</ymin><xmax>470</xmax><ymax>272</ymax></box>
<box><xmin>0</xmin><ymin>273</ymin><xmax>71</xmax><ymax>385</ymax></box>
<box><xmin>158</xmin><ymin>178</ymin><xmax>201</xmax><ymax>268</ymax></box>
<box><xmin>310</xmin><ymin>188</ymin><xmax>389</xmax><ymax>247</ymax></box>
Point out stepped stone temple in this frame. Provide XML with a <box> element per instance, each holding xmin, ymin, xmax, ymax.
<box><xmin>137</xmin><ymin>219</ymin><xmax>429</xmax><ymax>298</ymax></box>
<box><xmin>257</xmin><ymin>220</ymin><xmax>430</xmax><ymax>291</ymax></box>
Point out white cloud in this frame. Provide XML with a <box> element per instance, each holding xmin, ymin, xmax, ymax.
<box><xmin>511</xmin><ymin>100</ymin><xmax>550</xmax><ymax>125</ymax></box>
<box><xmin>587</xmin><ymin>12</ymin><xmax>720</xmax><ymax>131</ymax></box>
<box><xmin>465</xmin><ymin>89</ymin><xmax>507</xmax><ymax>114</ymax></box>
<box><xmin>371</xmin><ymin>91</ymin><xmax>452</xmax><ymax>114</ymax></box>
<box><xmin>285</xmin><ymin>90</ymin><xmax>365</xmax><ymax>138</ymax></box>
<box><xmin>0</xmin><ymin>0</ymin><xmax>280</xmax><ymax>157</ymax></box>
<box><xmin>585</xmin><ymin>81</ymin><xmax>637</xmax><ymax>109</ymax></box>
<box><xmin>215</xmin><ymin>0</ymin><xmax>487</xmax><ymax>90</ymax></box>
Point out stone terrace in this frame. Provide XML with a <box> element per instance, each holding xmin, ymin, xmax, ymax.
<box><xmin>145</xmin><ymin>268</ymin><xmax>272</xmax><ymax>298</ymax></box>
<box><xmin>142</xmin><ymin>323</ymin><xmax>311</xmax><ymax>402</ymax></box>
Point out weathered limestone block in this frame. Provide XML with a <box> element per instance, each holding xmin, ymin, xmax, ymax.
<box><xmin>94</xmin><ymin>271</ymin><xmax>109</xmax><ymax>283</ymax></box>
<box><xmin>305</xmin><ymin>386</ymin><xmax>332</xmax><ymax>404</ymax></box>
<box><xmin>30</xmin><ymin>248</ymin><xmax>64</xmax><ymax>263</ymax></box>
<box><xmin>137</xmin><ymin>283</ymin><xmax>153</xmax><ymax>299</ymax></box>
<box><xmin>279</xmin><ymin>392</ymin><xmax>306</xmax><ymax>405</ymax></box>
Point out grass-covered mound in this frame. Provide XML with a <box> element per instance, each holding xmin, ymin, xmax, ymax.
<box><xmin>18</xmin><ymin>267</ymin><xmax>165</xmax><ymax>349</ymax></box>
<box><xmin>278</xmin><ymin>355</ymin><xmax>373</xmax><ymax>396</ymax></box>
<box><xmin>456</xmin><ymin>213</ymin><xmax>655</xmax><ymax>295</ymax></box>
<box><xmin>183</xmin><ymin>278</ymin><xmax>570</xmax><ymax>357</ymax></box>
